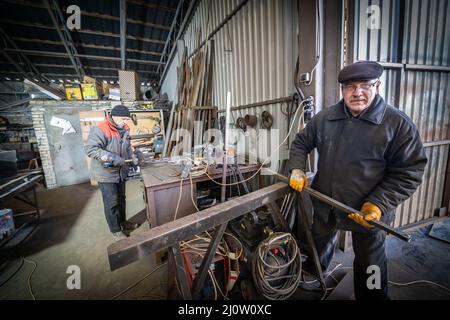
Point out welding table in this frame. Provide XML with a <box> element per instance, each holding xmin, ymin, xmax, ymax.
<box><xmin>141</xmin><ymin>163</ymin><xmax>260</xmax><ymax>227</ymax></box>
<box><xmin>0</xmin><ymin>170</ymin><xmax>44</xmax><ymax>245</ymax></box>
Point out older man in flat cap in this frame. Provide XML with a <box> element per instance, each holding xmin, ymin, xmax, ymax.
<box><xmin>287</xmin><ymin>61</ymin><xmax>427</xmax><ymax>299</ymax></box>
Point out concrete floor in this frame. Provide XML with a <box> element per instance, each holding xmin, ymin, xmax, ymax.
<box><xmin>1</xmin><ymin>179</ymin><xmax>449</xmax><ymax>300</ymax></box>
<box><xmin>0</xmin><ymin>179</ymin><xmax>167</xmax><ymax>300</ymax></box>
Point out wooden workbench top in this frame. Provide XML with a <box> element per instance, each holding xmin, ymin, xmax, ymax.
<box><xmin>141</xmin><ymin>163</ymin><xmax>260</xmax><ymax>189</ymax></box>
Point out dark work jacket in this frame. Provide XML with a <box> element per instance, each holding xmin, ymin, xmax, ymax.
<box><xmin>287</xmin><ymin>94</ymin><xmax>428</xmax><ymax>232</ymax></box>
<box><xmin>84</xmin><ymin>116</ymin><xmax>133</xmax><ymax>183</ymax></box>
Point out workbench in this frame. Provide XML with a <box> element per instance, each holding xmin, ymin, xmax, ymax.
<box><xmin>0</xmin><ymin>170</ymin><xmax>43</xmax><ymax>245</ymax></box>
<box><xmin>141</xmin><ymin>163</ymin><xmax>260</xmax><ymax>227</ymax></box>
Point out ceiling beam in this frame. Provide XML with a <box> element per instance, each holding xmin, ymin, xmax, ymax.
<box><xmin>127</xmin><ymin>0</ymin><xmax>176</xmax><ymax>13</ymax></box>
<box><xmin>159</xmin><ymin>0</ymin><xmax>198</xmax><ymax>84</ymax></box>
<box><xmin>0</xmin><ymin>20</ymin><xmax>165</xmax><ymax>45</ymax></box>
<box><xmin>1</xmin><ymin>70</ymin><xmax>156</xmax><ymax>81</ymax></box>
<box><xmin>0</xmin><ymin>0</ymin><xmax>172</xmax><ymax>31</ymax></box>
<box><xmin>120</xmin><ymin>0</ymin><xmax>127</xmax><ymax>70</ymax></box>
<box><xmin>0</xmin><ymin>61</ymin><xmax>158</xmax><ymax>74</ymax></box>
<box><xmin>0</xmin><ymin>27</ymin><xmax>50</xmax><ymax>82</ymax></box>
<box><xmin>3</xmin><ymin>48</ymin><xmax>163</xmax><ymax>65</ymax></box>
<box><xmin>43</xmin><ymin>0</ymin><xmax>85</xmax><ymax>81</ymax></box>
<box><xmin>11</xmin><ymin>37</ymin><xmax>163</xmax><ymax>56</ymax></box>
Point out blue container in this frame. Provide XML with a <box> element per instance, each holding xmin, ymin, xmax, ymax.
<box><xmin>0</xmin><ymin>208</ymin><xmax>15</xmax><ymax>240</ymax></box>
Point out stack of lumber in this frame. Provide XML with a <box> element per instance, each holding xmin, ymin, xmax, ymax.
<box><xmin>165</xmin><ymin>31</ymin><xmax>217</xmax><ymax>157</ymax></box>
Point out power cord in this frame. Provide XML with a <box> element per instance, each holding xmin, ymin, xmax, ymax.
<box><xmin>251</xmin><ymin>232</ymin><xmax>302</xmax><ymax>300</ymax></box>
<box><xmin>109</xmin><ymin>262</ymin><xmax>168</xmax><ymax>300</ymax></box>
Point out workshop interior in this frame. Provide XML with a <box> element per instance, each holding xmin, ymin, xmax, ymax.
<box><xmin>0</xmin><ymin>0</ymin><xmax>449</xmax><ymax>301</ymax></box>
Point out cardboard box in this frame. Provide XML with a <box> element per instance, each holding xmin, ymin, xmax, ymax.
<box><xmin>101</xmin><ymin>82</ymin><xmax>111</xmax><ymax>97</ymax></box>
<box><xmin>81</xmin><ymin>76</ymin><xmax>104</xmax><ymax>100</ymax></box>
<box><xmin>64</xmin><ymin>83</ymin><xmax>83</xmax><ymax>100</ymax></box>
<box><xmin>118</xmin><ymin>70</ymin><xmax>140</xmax><ymax>101</ymax></box>
<box><xmin>109</xmin><ymin>88</ymin><xmax>121</xmax><ymax>101</ymax></box>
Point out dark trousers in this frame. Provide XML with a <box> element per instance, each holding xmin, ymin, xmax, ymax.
<box><xmin>98</xmin><ymin>181</ymin><xmax>126</xmax><ymax>233</ymax></box>
<box><xmin>310</xmin><ymin>213</ymin><xmax>389</xmax><ymax>300</ymax></box>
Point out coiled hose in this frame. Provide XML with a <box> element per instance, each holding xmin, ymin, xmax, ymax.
<box><xmin>251</xmin><ymin>232</ymin><xmax>302</xmax><ymax>300</ymax></box>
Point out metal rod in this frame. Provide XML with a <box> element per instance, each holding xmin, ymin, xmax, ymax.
<box><xmin>120</xmin><ymin>0</ymin><xmax>127</xmax><ymax>70</ymax></box>
<box><xmin>269</xmin><ymin>172</ymin><xmax>411</xmax><ymax>242</ymax></box>
<box><xmin>171</xmin><ymin>244</ymin><xmax>192</xmax><ymax>299</ymax></box>
<box><xmin>217</xmin><ymin>95</ymin><xmax>294</xmax><ymax>113</ymax></box>
<box><xmin>191</xmin><ymin>223</ymin><xmax>227</xmax><ymax>299</ymax></box>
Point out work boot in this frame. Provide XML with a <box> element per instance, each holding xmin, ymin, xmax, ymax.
<box><xmin>121</xmin><ymin>220</ymin><xmax>139</xmax><ymax>231</ymax></box>
<box><xmin>112</xmin><ymin>231</ymin><xmax>127</xmax><ymax>241</ymax></box>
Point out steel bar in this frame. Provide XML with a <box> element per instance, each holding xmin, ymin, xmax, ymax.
<box><xmin>159</xmin><ymin>0</ymin><xmax>198</xmax><ymax>84</ymax></box>
<box><xmin>0</xmin><ymin>27</ymin><xmax>50</xmax><ymax>82</ymax></box>
<box><xmin>171</xmin><ymin>244</ymin><xmax>192</xmax><ymax>299</ymax></box>
<box><xmin>120</xmin><ymin>0</ymin><xmax>127</xmax><ymax>70</ymax></box>
<box><xmin>191</xmin><ymin>223</ymin><xmax>227</xmax><ymax>299</ymax></box>
<box><xmin>107</xmin><ymin>182</ymin><xmax>289</xmax><ymax>270</ymax></box>
<box><xmin>44</xmin><ymin>0</ymin><xmax>85</xmax><ymax>81</ymax></box>
<box><xmin>187</xmin><ymin>0</ymin><xmax>249</xmax><ymax>60</ymax></box>
<box><xmin>270</xmin><ymin>172</ymin><xmax>411</xmax><ymax>242</ymax></box>
<box><xmin>217</xmin><ymin>96</ymin><xmax>294</xmax><ymax>113</ymax></box>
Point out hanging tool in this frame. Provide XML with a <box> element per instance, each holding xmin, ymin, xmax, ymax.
<box><xmin>268</xmin><ymin>171</ymin><xmax>411</xmax><ymax>242</ymax></box>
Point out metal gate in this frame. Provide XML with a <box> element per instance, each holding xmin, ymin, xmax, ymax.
<box><xmin>347</xmin><ymin>0</ymin><xmax>450</xmax><ymax>227</ymax></box>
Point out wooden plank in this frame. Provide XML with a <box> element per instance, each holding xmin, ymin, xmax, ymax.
<box><xmin>108</xmin><ymin>182</ymin><xmax>289</xmax><ymax>270</ymax></box>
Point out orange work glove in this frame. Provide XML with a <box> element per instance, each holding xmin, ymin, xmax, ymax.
<box><xmin>289</xmin><ymin>169</ymin><xmax>308</xmax><ymax>192</ymax></box>
<box><xmin>348</xmin><ymin>202</ymin><xmax>382</xmax><ymax>229</ymax></box>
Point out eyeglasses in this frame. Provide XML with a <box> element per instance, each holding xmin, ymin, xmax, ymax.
<box><xmin>342</xmin><ymin>81</ymin><xmax>379</xmax><ymax>92</ymax></box>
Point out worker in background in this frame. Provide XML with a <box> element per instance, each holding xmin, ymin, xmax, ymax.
<box><xmin>287</xmin><ymin>61</ymin><xmax>427</xmax><ymax>299</ymax></box>
<box><xmin>84</xmin><ymin>105</ymin><xmax>139</xmax><ymax>241</ymax></box>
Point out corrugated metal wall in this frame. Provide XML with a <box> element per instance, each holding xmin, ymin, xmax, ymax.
<box><xmin>352</xmin><ymin>0</ymin><xmax>450</xmax><ymax>227</ymax></box>
<box><xmin>163</xmin><ymin>0</ymin><xmax>299</xmax><ymax>162</ymax></box>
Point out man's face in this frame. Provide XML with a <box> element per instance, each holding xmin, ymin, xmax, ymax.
<box><xmin>342</xmin><ymin>80</ymin><xmax>380</xmax><ymax>116</ymax></box>
<box><xmin>112</xmin><ymin>116</ymin><xmax>130</xmax><ymax>127</ymax></box>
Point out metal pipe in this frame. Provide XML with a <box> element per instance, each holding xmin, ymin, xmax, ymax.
<box><xmin>269</xmin><ymin>171</ymin><xmax>411</xmax><ymax>242</ymax></box>
<box><xmin>218</xmin><ymin>95</ymin><xmax>294</xmax><ymax>113</ymax></box>
<box><xmin>119</xmin><ymin>0</ymin><xmax>127</xmax><ymax>70</ymax></box>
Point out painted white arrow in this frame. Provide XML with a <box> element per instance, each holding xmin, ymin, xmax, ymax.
<box><xmin>50</xmin><ymin>116</ymin><xmax>76</xmax><ymax>135</ymax></box>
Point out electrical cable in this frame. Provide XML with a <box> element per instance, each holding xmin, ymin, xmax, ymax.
<box><xmin>173</xmin><ymin>176</ymin><xmax>184</xmax><ymax>221</ymax></box>
<box><xmin>23</xmin><ymin>257</ymin><xmax>37</xmax><ymax>300</ymax></box>
<box><xmin>109</xmin><ymin>262</ymin><xmax>168</xmax><ymax>300</ymax></box>
<box><xmin>251</xmin><ymin>232</ymin><xmax>302</xmax><ymax>300</ymax></box>
<box><xmin>388</xmin><ymin>280</ymin><xmax>450</xmax><ymax>293</ymax></box>
<box><xmin>189</xmin><ymin>172</ymin><xmax>200</xmax><ymax>212</ymax></box>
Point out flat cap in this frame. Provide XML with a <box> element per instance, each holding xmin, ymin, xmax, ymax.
<box><xmin>338</xmin><ymin>61</ymin><xmax>383</xmax><ymax>84</ymax></box>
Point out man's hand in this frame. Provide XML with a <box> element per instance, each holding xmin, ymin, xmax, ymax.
<box><xmin>111</xmin><ymin>154</ymin><xmax>126</xmax><ymax>167</ymax></box>
<box><xmin>289</xmin><ymin>169</ymin><xmax>308</xmax><ymax>192</ymax></box>
<box><xmin>348</xmin><ymin>202</ymin><xmax>382</xmax><ymax>229</ymax></box>
<box><xmin>132</xmin><ymin>155</ymin><xmax>139</xmax><ymax>166</ymax></box>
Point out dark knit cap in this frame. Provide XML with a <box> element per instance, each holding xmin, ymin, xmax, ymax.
<box><xmin>338</xmin><ymin>61</ymin><xmax>384</xmax><ymax>84</ymax></box>
<box><xmin>110</xmin><ymin>105</ymin><xmax>130</xmax><ymax>117</ymax></box>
